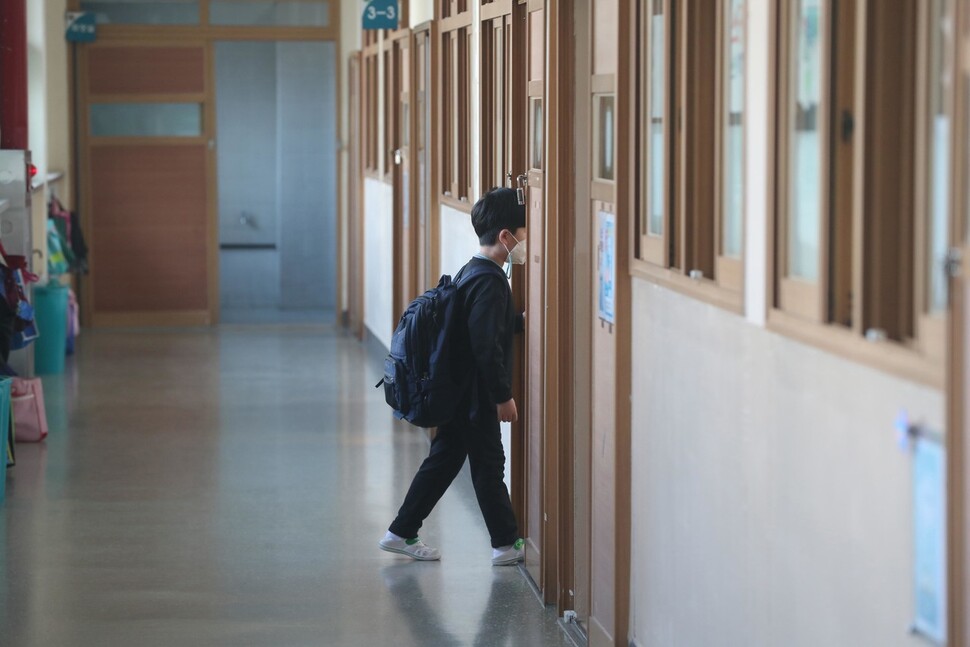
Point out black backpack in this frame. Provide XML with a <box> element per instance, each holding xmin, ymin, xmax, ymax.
<box><xmin>377</xmin><ymin>264</ymin><xmax>496</xmax><ymax>428</ymax></box>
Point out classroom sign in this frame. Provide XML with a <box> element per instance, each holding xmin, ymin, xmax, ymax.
<box><xmin>363</xmin><ymin>0</ymin><xmax>399</xmax><ymax>30</ymax></box>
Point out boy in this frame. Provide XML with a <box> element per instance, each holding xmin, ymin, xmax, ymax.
<box><xmin>379</xmin><ymin>187</ymin><xmax>527</xmax><ymax>566</ymax></box>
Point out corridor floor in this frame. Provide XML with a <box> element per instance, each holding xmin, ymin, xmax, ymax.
<box><xmin>0</xmin><ymin>325</ymin><xmax>574</xmax><ymax>647</ymax></box>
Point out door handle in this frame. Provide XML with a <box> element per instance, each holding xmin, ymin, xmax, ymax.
<box><xmin>394</xmin><ymin>149</ymin><xmax>403</xmax><ymax>165</ymax></box>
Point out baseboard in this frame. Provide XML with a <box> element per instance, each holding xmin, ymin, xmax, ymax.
<box><xmin>363</xmin><ymin>325</ymin><xmax>389</xmax><ymax>356</ymax></box>
<box><xmin>92</xmin><ymin>310</ymin><xmax>211</xmax><ymax>328</ymax></box>
<box><xmin>514</xmin><ymin>563</ymin><xmax>543</xmax><ymax>604</ymax></box>
<box><xmin>588</xmin><ymin>616</ymin><xmax>613</xmax><ymax>647</ymax></box>
<box><xmin>558</xmin><ymin>617</ymin><xmax>589</xmax><ymax>647</ymax></box>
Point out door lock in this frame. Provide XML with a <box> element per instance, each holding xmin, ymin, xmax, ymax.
<box><xmin>516</xmin><ymin>174</ymin><xmax>528</xmax><ymax>206</ymax></box>
<box><xmin>840</xmin><ymin>110</ymin><xmax>854</xmax><ymax>142</ymax></box>
<box><xmin>945</xmin><ymin>247</ymin><xmax>963</xmax><ymax>278</ymax></box>
<box><xmin>394</xmin><ymin>149</ymin><xmax>403</xmax><ymax>165</ymax></box>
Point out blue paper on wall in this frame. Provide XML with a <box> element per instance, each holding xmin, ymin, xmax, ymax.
<box><xmin>913</xmin><ymin>437</ymin><xmax>947</xmax><ymax>645</ymax></box>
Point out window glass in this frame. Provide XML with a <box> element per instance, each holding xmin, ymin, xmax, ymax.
<box><xmin>496</xmin><ymin>29</ymin><xmax>506</xmax><ymax>186</ymax></box>
<box><xmin>532</xmin><ymin>99</ymin><xmax>544</xmax><ymax>170</ymax></box>
<box><xmin>788</xmin><ymin>0</ymin><xmax>822</xmax><ymax>281</ymax></box>
<box><xmin>598</xmin><ymin>95</ymin><xmax>615</xmax><ymax>181</ymax></box>
<box><xmin>965</xmin><ymin>76</ymin><xmax>970</xmax><ymax>245</ymax></box>
<box><xmin>647</xmin><ymin>3</ymin><xmax>665</xmax><ymax>237</ymax></box>
<box><xmin>209</xmin><ymin>1</ymin><xmax>330</xmax><ymax>27</ymax></box>
<box><xmin>927</xmin><ymin>0</ymin><xmax>952</xmax><ymax>313</ymax></box>
<box><xmin>417</xmin><ymin>89</ymin><xmax>426</xmax><ymax>153</ymax></box>
<box><xmin>404</xmin><ymin>102</ymin><xmax>411</xmax><ymax>149</ymax></box>
<box><xmin>81</xmin><ymin>1</ymin><xmax>200</xmax><ymax>25</ymax></box>
<box><xmin>722</xmin><ymin>0</ymin><xmax>745</xmax><ymax>258</ymax></box>
<box><xmin>90</xmin><ymin>103</ymin><xmax>202</xmax><ymax>137</ymax></box>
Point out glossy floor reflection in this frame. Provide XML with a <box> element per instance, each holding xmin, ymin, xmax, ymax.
<box><xmin>0</xmin><ymin>326</ymin><xmax>573</xmax><ymax>647</ymax></box>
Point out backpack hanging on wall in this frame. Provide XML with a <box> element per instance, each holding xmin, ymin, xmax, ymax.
<box><xmin>0</xmin><ymin>241</ymin><xmax>39</xmax><ymax>353</ymax></box>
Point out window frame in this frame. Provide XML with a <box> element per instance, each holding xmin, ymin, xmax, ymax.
<box><xmin>713</xmin><ymin>0</ymin><xmax>746</xmax><ymax>292</ymax></box>
<box><xmin>774</xmin><ymin>0</ymin><xmax>832</xmax><ymax>322</ymax></box>
<box><xmin>636</xmin><ymin>0</ymin><xmax>672</xmax><ymax>268</ymax></box>
<box><xmin>913</xmin><ymin>0</ymin><xmax>955</xmax><ymax>362</ymax></box>
<box><xmin>438</xmin><ymin>2</ymin><xmax>473</xmax><ymax>210</ymax></box>
<box><xmin>384</xmin><ymin>28</ymin><xmax>411</xmax><ymax>184</ymax></box>
<box><xmin>766</xmin><ymin>0</ymin><xmax>951</xmax><ymax>388</ymax></box>
<box><xmin>480</xmin><ymin>6</ymin><xmax>514</xmax><ymax>193</ymax></box>
<box><xmin>629</xmin><ymin>0</ymin><xmax>746</xmax><ymax>312</ymax></box>
<box><xmin>383</xmin><ymin>46</ymin><xmax>395</xmax><ymax>183</ymax></box>
<box><xmin>362</xmin><ymin>36</ymin><xmax>380</xmax><ymax>177</ymax></box>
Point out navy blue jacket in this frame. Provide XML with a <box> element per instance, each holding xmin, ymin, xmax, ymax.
<box><xmin>455</xmin><ymin>257</ymin><xmax>524</xmax><ymax>416</ymax></box>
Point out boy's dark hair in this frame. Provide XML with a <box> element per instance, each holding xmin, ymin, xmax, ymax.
<box><xmin>471</xmin><ymin>187</ymin><xmax>526</xmax><ymax>245</ymax></box>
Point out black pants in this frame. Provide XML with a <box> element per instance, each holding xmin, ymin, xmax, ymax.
<box><xmin>389</xmin><ymin>405</ymin><xmax>518</xmax><ymax>549</ymax></box>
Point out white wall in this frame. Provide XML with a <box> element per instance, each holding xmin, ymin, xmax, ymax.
<box><xmin>26</xmin><ymin>1</ymin><xmax>48</xmax><ymax>283</ymax></box>
<box><xmin>410</xmin><ymin>0</ymin><xmax>434</xmax><ymax>27</ymax></box>
<box><xmin>27</xmin><ymin>0</ymin><xmax>47</xmax><ymax>177</ymax></box>
<box><xmin>629</xmin><ymin>282</ymin><xmax>942</xmax><ymax>647</ymax></box>
<box><xmin>45</xmin><ymin>0</ymin><xmax>71</xmax><ymax>190</ymax></box>
<box><xmin>339</xmin><ymin>0</ymin><xmax>363</xmax><ymax>314</ymax></box>
<box><xmin>364</xmin><ymin>178</ymin><xmax>394</xmax><ymax>349</ymax></box>
<box><xmin>744</xmin><ymin>0</ymin><xmax>769</xmax><ymax>325</ymax></box>
<box><xmin>438</xmin><ymin>205</ymin><xmax>480</xmax><ymax>277</ymax></box>
<box><xmin>30</xmin><ymin>0</ymin><xmax>73</xmax><ymax>281</ymax></box>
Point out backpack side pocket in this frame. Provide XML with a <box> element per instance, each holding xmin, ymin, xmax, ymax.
<box><xmin>383</xmin><ymin>357</ymin><xmax>409</xmax><ymax>415</ymax></box>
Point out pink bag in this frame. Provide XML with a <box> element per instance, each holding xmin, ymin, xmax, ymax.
<box><xmin>12</xmin><ymin>377</ymin><xmax>48</xmax><ymax>443</ymax></box>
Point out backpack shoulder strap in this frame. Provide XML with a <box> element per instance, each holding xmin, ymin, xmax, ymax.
<box><xmin>456</xmin><ymin>261</ymin><xmax>506</xmax><ymax>288</ymax></box>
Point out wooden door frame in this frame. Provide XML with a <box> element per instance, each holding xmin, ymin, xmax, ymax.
<box><xmin>567</xmin><ymin>0</ymin><xmax>594</xmax><ymax>633</ymax></box>
<box><xmin>545</xmin><ymin>0</ymin><xmax>575</xmax><ymax>614</ymax></box>
<box><xmin>412</xmin><ymin>22</ymin><xmax>442</xmax><ymax>284</ymax></box>
<box><xmin>409</xmin><ymin>24</ymin><xmax>427</xmax><ymax>294</ymax></box>
<box><xmin>67</xmin><ymin>0</ymin><xmax>342</xmax><ymax>328</ymax></box>
<box><xmin>348</xmin><ymin>51</ymin><xmax>365</xmax><ymax>340</ymax></box>
<box><xmin>563</xmin><ymin>1</ymin><xmax>633</xmax><ymax>644</ymax></box>
<box><xmin>614</xmin><ymin>1</ymin><xmax>633</xmax><ymax>641</ymax></box>
<box><xmin>509</xmin><ymin>0</ymin><xmax>529</xmax><ymax>552</ymax></box>
<box><xmin>520</xmin><ymin>0</ymin><xmax>548</xmax><ymax>595</ymax></box>
<box><xmin>948</xmin><ymin>1</ymin><xmax>970</xmax><ymax>643</ymax></box>
<box><xmin>388</xmin><ymin>27</ymin><xmax>412</xmax><ymax>322</ymax></box>
<box><xmin>517</xmin><ymin>0</ymin><xmax>581</xmax><ymax>610</ymax></box>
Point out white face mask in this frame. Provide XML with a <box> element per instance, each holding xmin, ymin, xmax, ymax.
<box><xmin>504</xmin><ymin>233</ymin><xmax>527</xmax><ymax>266</ymax></box>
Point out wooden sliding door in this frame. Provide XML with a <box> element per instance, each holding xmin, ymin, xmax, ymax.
<box><xmin>78</xmin><ymin>43</ymin><xmax>216</xmax><ymax>327</ymax></box>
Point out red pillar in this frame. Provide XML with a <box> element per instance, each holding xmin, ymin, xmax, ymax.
<box><xmin>0</xmin><ymin>0</ymin><xmax>28</xmax><ymax>150</ymax></box>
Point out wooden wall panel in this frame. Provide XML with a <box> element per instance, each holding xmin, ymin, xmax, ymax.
<box><xmin>530</xmin><ymin>12</ymin><xmax>545</xmax><ymax>82</ymax></box>
<box><xmin>88</xmin><ymin>47</ymin><xmax>206</xmax><ymax>95</ymax></box>
<box><xmin>90</xmin><ymin>146</ymin><xmax>208</xmax><ymax>312</ymax></box>
<box><xmin>590</xmin><ymin>200</ymin><xmax>617</xmax><ymax>643</ymax></box>
<box><xmin>593</xmin><ymin>0</ymin><xmax>618</xmax><ymax>76</ymax></box>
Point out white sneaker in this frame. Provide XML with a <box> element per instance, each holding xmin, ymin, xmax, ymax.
<box><xmin>491</xmin><ymin>538</ymin><xmax>525</xmax><ymax>566</ymax></box>
<box><xmin>379</xmin><ymin>532</ymin><xmax>441</xmax><ymax>561</ymax></box>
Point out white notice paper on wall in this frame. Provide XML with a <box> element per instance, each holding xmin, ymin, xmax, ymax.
<box><xmin>913</xmin><ymin>437</ymin><xmax>947</xmax><ymax>645</ymax></box>
<box><xmin>598</xmin><ymin>211</ymin><xmax>616</xmax><ymax>324</ymax></box>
